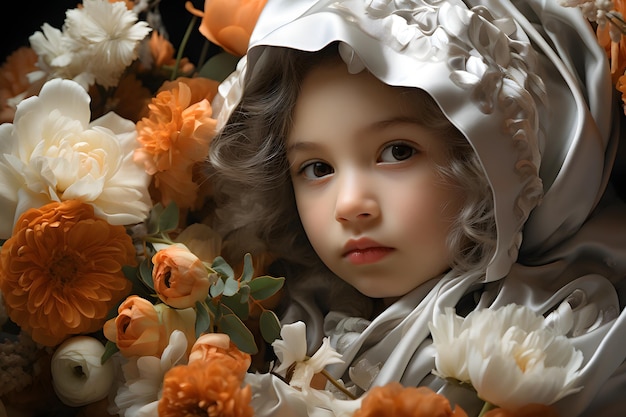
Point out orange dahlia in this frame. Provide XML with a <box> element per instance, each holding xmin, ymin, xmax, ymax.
<box><xmin>0</xmin><ymin>46</ymin><xmax>39</xmax><ymax>123</ymax></box>
<box><xmin>0</xmin><ymin>200</ymin><xmax>134</xmax><ymax>347</ymax></box>
<box><xmin>158</xmin><ymin>360</ymin><xmax>253</xmax><ymax>417</ymax></box>
<box><xmin>353</xmin><ymin>383</ymin><xmax>467</xmax><ymax>417</ymax></box>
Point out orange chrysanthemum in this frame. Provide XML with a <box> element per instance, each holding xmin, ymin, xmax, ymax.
<box><xmin>159</xmin><ymin>360</ymin><xmax>254</xmax><ymax>417</ymax></box>
<box><xmin>0</xmin><ymin>46</ymin><xmax>39</xmax><ymax>123</ymax></box>
<box><xmin>0</xmin><ymin>200</ymin><xmax>134</xmax><ymax>347</ymax></box>
<box><xmin>483</xmin><ymin>404</ymin><xmax>561</xmax><ymax>417</ymax></box>
<box><xmin>353</xmin><ymin>383</ymin><xmax>468</xmax><ymax>417</ymax></box>
<box><xmin>134</xmin><ymin>79</ymin><xmax>218</xmax><ymax>209</ymax></box>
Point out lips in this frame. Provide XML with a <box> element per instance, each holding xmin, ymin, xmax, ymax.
<box><xmin>342</xmin><ymin>238</ymin><xmax>394</xmax><ymax>265</ymax></box>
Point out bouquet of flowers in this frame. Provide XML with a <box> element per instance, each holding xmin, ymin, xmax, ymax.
<box><xmin>0</xmin><ymin>0</ymin><xmax>620</xmax><ymax>416</ymax></box>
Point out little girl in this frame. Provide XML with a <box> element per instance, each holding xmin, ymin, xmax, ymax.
<box><xmin>207</xmin><ymin>0</ymin><xmax>626</xmax><ymax>415</ymax></box>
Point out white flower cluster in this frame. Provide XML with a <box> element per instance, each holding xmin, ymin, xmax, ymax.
<box><xmin>558</xmin><ymin>0</ymin><xmax>624</xmax><ymax>42</ymax></box>
<box><xmin>28</xmin><ymin>0</ymin><xmax>152</xmax><ymax>90</ymax></box>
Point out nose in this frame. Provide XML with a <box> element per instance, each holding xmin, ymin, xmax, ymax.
<box><xmin>334</xmin><ymin>171</ymin><xmax>380</xmax><ymax>223</ymax></box>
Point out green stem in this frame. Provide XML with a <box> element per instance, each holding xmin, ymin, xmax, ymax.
<box><xmin>172</xmin><ymin>15</ymin><xmax>198</xmax><ymax>80</ymax></box>
<box><xmin>320</xmin><ymin>369</ymin><xmax>357</xmax><ymax>400</ymax></box>
<box><xmin>477</xmin><ymin>402</ymin><xmax>496</xmax><ymax>417</ymax></box>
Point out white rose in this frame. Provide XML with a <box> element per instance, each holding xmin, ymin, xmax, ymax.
<box><xmin>0</xmin><ymin>78</ymin><xmax>152</xmax><ymax>239</ymax></box>
<box><xmin>51</xmin><ymin>336</ymin><xmax>116</xmax><ymax>407</ymax></box>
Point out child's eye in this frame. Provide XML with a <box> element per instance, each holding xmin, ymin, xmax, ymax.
<box><xmin>379</xmin><ymin>143</ymin><xmax>417</xmax><ymax>163</ymax></box>
<box><xmin>300</xmin><ymin>161</ymin><xmax>334</xmax><ymax>179</ymax></box>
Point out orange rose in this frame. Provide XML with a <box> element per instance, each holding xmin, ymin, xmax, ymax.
<box><xmin>189</xmin><ymin>333</ymin><xmax>251</xmax><ymax>377</ymax></box>
<box><xmin>103</xmin><ymin>295</ymin><xmax>196</xmax><ymax>357</ymax></box>
<box><xmin>353</xmin><ymin>383</ymin><xmax>467</xmax><ymax>417</ymax></box>
<box><xmin>186</xmin><ymin>0</ymin><xmax>268</xmax><ymax>57</ymax></box>
<box><xmin>152</xmin><ymin>244</ymin><xmax>212</xmax><ymax>309</ymax></box>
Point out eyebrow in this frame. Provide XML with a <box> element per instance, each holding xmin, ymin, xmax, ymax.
<box><xmin>286</xmin><ymin>116</ymin><xmax>426</xmax><ymax>153</ymax></box>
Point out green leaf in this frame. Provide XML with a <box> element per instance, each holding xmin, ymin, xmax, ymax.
<box><xmin>219</xmin><ymin>314</ymin><xmax>258</xmax><ymax>354</ymax></box>
<box><xmin>212</xmin><ymin>256</ymin><xmax>234</xmax><ymax>279</ymax></box>
<box><xmin>210</xmin><ymin>277</ymin><xmax>225</xmax><ymax>298</ymax></box>
<box><xmin>159</xmin><ymin>201</ymin><xmax>179</xmax><ymax>233</ymax></box>
<box><xmin>259</xmin><ymin>310</ymin><xmax>282</xmax><ymax>344</ymax></box>
<box><xmin>223</xmin><ymin>276</ymin><xmax>239</xmax><ymax>297</ymax></box>
<box><xmin>248</xmin><ymin>276</ymin><xmax>285</xmax><ymax>301</ymax></box>
<box><xmin>241</xmin><ymin>253</ymin><xmax>254</xmax><ymax>283</ymax></box>
<box><xmin>147</xmin><ymin>203</ymin><xmax>165</xmax><ymax>235</ymax></box>
<box><xmin>101</xmin><ymin>340</ymin><xmax>119</xmax><ymax>364</ymax></box>
<box><xmin>221</xmin><ymin>293</ymin><xmax>249</xmax><ymax>320</ymax></box>
<box><xmin>197</xmin><ymin>51</ymin><xmax>241</xmax><ymax>82</ymax></box>
<box><xmin>138</xmin><ymin>258</ymin><xmax>155</xmax><ymax>291</ymax></box>
<box><xmin>195</xmin><ymin>302</ymin><xmax>212</xmax><ymax>337</ymax></box>
<box><xmin>238</xmin><ymin>284</ymin><xmax>250</xmax><ymax>304</ymax></box>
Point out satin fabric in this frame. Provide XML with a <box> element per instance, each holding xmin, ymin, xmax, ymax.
<box><xmin>211</xmin><ymin>0</ymin><xmax>626</xmax><ymax>415</ymax></box>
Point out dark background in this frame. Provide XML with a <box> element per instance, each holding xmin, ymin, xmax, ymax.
<box><xmin>1</xmin><ymin>0</ymin><xmax>208</xmax><ymax>65</ymax></box>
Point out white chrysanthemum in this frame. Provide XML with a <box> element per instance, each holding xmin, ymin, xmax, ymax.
<box><xmin>429</xmin><ymin>304</ymin><xmax>584</xmax><ymax>410</ymax></box>
<box><xmin>63</xmin><ymin>0</ymin><xmax>151</xmax><ymax>87</ymax></box>
<box><xmin>109</xmin><ymin>330</ymin><xmax>188</xmax><ymax>417</ymax></box>
<box><xmin>0</xmin><ymin>78</ymin><xmax>151</xmax><ymax>239</ymax></box>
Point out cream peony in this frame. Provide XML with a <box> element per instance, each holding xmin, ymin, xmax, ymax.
<box><xmin>51</xmin><ymin>336</ymin><xmax>116</xmax><ymax>407</ymax></box>
<box><xmin>429</xmin><ymin>303</ymin><xmax>584</xmax><ymax>410</ymax></box>
<box><xmin>0</xmin><ymin>78</ymin><xmax>151</xmax><ymax>239</ymax></box>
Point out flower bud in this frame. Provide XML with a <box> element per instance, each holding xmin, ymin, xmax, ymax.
<box><xmin>152</xmin><ymin>244</ymin><xmax>212</xmax><ymax>309</ymax></box>
<box><xmin>51</xmin><ymin>336</ymin><xmax>115</xmax><ymax>407</ymax></box>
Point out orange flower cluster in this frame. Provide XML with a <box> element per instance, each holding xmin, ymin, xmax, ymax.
<box><xmin>134</xmin><ymin>77</ymin><xmax>219</xmax><ymax>210</ymax></box>
<box><xmin>0</xmin><ymin>47</ymin><xmax>40</xmax><ymax>123</ymax></box>
<box><xmin>353</xmin><ymin>383</ymin><xmax>468</xmax><ymax>417</ymax></box>
<box><xmin>0</xmin><ymin>200</ymin><xmax>134</xmax><ymax>346</ymax></box>
<box><xmin>158</xmin><ymin>356</ymin><xmax>253</xmax><ymax>417</ymax></box>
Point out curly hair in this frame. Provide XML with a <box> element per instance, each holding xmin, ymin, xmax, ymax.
<box><xmin>207</xmin><ymin>43</ymin><xmax>496</xmax><ymax>280</ymax></box>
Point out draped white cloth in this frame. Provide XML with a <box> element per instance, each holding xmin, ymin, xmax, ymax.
<box><xmin>213</xmin><ymin>0</ymin><xmax>626</xmax><ymax>415</ymax></box>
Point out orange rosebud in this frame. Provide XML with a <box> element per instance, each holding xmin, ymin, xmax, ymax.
<box><xmin>186</xmin><ymin>0</ymin><xmax>267</xmax><ymax>57</ymax></box>
<box><xmin>484</xmin><ymin>404</ymin><xmax>561</xmax><ymax>417</ymax></box>
<box><xmin>189</xmin><ymin>333</ymin><xmax>251</xmax><ymax>378</ymax></box>
<box><xmin>103</xmin><ymin>295</ymin><xmax>196</xmax><ymax>357</ymax></box>
<box><xmin>353</xmin><ymin>383</ymin><xmax>467</xmax><ymax>417</ymax></box>
<box><xmin>0</xmin><ymin>200</ymin><xmax>133</xmax><ymax>347</ymax></box>
<box><xmin>159</xmin><ymin>360</ymin><xmax>253</xmax><ymax>417</ymax></box>
<box><xmin>152</xmin><ymin>245</ymin><xmax>212</xmax><ymax>309</ymax></box>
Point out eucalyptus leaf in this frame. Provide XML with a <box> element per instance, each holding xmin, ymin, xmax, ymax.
<box><xmin>147</xmin><ymin>203</ymin><xmax>165</xmax><ymax>234</ymax></box>
<box><xmin>259</xmin><ymin>310</ymin><xmax>282</xmax><ymax>344</ymax></box>
<box><xmin>101</xmin><ymin>340</ymin><xmax>119</xmax><ymax>364</ymax></box>
<box><xmin>197</xmin><ymin>51</ymin><xmax>241</xmax><ymax>82</ymax></box>
<box><xmin>210</xmin><ymin>277</ymin><xmax>225</xmax><ymax>298</ymax></box>
<box><xmin>223</xmin><ymin>276</ymin><xmax>239</xmax><ymax>297</ymax></box>
<box><xmin>139</xmin><ymin>258</ymin><xmax>155</xmax><ymax>291</ymax></box>
<box><xmin>195</xmin><ymin>302</ymin><xmax>212</xmax><ymax>337</ymax></box>
<box><xmin>212</xmin><ymin>256</ymin><xmax>234</xmax><ymax>279</ymax></box>
<box><xmin>241</xmin><ymin>252</ymin><xmax>254</xmax><ymax>282</ymax></box>
<box><xmin>249</xmin><ymin>276</ymin><xmax>285</xmax><ymax>300</ymax></box>
<box><xmin>219</xmin><ymin>314</ymin><xmax>258</xmax><ymax>354</ymax></box>
<box><xmin>238</xmin><ymin>285</ymin><xmax>250</xmax><ymax>304</ymax></box>
<box><xmin>159</xmin><ymin>201</ymin><xmax>179</xmax><ymax>233</ymax></box>
<box><xmin>221</xmin><ymin>293</ymin><xmax>249</xmax><ymax>320</ymax></box>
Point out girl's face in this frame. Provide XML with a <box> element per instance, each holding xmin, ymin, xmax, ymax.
<box><xmin>286</xmin><ymin>59</ymin><xmax>464</xmax><ymax>299</ymax></box>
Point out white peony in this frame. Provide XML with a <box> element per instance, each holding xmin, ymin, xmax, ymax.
<box><xmin>429</xmin><ymin>303</ymin><xmax>584</xmax><ymax>410</ymax></box>
<box><xmin>0</xmin><ymin>78</ymin><xmax>152</xmax><ymax>239</ymax></box>
<box><xmin>51</xmin><ymin>336</ymin><xmax>116</xmax><ymax>407</ymax></box>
